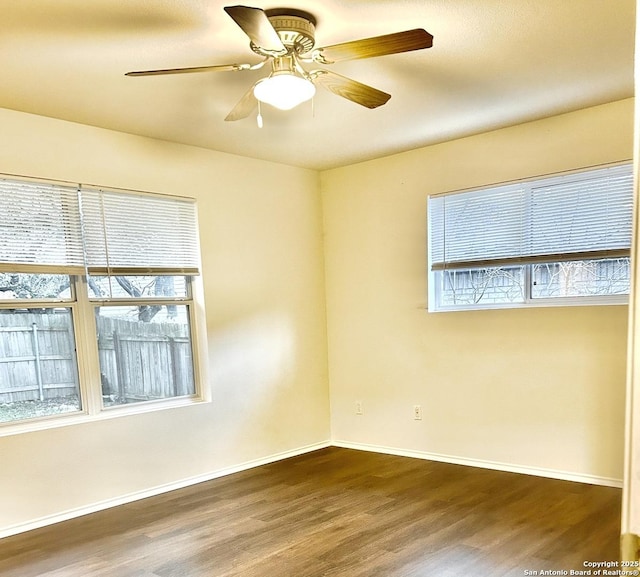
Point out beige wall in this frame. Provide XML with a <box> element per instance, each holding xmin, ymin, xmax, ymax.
<box><xmin>0</xmin><ymin>108</ymin><xmax>330</xmax><ymax>534</ymax></box>
<box><xmin>322</xmin><ymin>98</ymin><xmax>633</xmax><ymax>482</ymax></box>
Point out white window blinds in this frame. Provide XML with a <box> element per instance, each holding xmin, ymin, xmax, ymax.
<box><xmin>0</xmin><ymin>178</ymin><xmax>200</xmax><ymax>276</ymax></box>
<box><xmin>428</xmin><ymin>163</ymin><xmax>633</xmax><ymax>271</ymax></box>
<box><xmin>81</xmin><ymin>189</ymin><xmax>200</xmax><ymax>275</ymax></box>
<box><xmin>0</xmin><ymin>179</ymin><xmax>85</xmax><ymax>274</ymax></box>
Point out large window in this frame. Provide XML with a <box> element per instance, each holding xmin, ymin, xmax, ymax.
<box><xmin>0</xmin><ymin>178</ymin><xmax>206</xmax><ymax>431</ymax></box>
<box><xmin>427</xmin><ymin>163</ymin><xmax>633</xmax><ymax>311</ymax></box>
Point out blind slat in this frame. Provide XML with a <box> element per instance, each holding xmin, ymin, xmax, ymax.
<box><xmin>86</xmin><ymin>266</ymin><xmax>200</xmax><ymax>276</ymax></box>
<box><xmin>430</xmin><ymin>249</ymin><xmax>631</xmax><ymax>271</ymax></box>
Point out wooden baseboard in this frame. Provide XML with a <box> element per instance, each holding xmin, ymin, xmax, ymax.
<box><xmin>333</xmin><ymin>440</ymin><xmax>624</xmax><ymax>488</ymax></box>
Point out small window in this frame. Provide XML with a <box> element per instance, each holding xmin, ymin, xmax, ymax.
<box><xmin>428</xmin><ymin>163</ymin><xmax>633</xmax><ymax>311</ymax></box>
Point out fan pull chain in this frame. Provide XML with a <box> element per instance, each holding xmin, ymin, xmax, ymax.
<box><xmin>257</xmin><ymin>101</ymin><xmax>264</xmax><ymax>128</ymax></box>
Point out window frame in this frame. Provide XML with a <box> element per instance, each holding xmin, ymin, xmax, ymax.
<box><xmin>0</xmin><ymin>177</ymin><xmax>209</xmax><ymax>437</ymax></box>
<box><xmin>427</xmin><ymin>162</ymin><xmax>633</xmax><ymax>312</ymax></box>
<box><xmin>88</xmin><ymin>276</ymin><xmax>200</xmax><ymax>411</ymax></box>
<box><xmin>430</xmin><ymin>264</ymin><xmax>629</xmax><ymax>312</ymax></box>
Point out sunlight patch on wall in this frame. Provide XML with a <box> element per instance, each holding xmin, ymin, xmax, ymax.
<box><xmin>209</xmin><ymin>311</ymin><xmax>297</xmax><ymax>396</ymax></box>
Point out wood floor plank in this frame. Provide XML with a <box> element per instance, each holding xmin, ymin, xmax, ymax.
<box><xmin>0</xmin><ymin>447</ymin><xmax>621</xmax><ymax>577</ymax></box>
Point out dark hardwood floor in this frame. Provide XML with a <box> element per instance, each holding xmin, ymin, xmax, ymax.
<box><xmin>1</xmin><ymin>447</ymin><xmax>621</xmax><ymax>577</ymax></box>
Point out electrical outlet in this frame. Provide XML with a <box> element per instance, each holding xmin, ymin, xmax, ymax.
<box><xmin>413</xmin><ymin>405</ymin><xmax>422</xmax><ymax>420</ymax></box>
<box><xmin>355</xmin><ymin>400</ymin><xmax>363</xmax><ymax>415</ymax></box>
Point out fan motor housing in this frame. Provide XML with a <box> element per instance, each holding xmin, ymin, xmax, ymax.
<box><xmin>262</xmin><ymin>8</ymin><xmax>316</xmax><ymax>54</ymax></box>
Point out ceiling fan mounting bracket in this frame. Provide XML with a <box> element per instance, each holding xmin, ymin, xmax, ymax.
<box><xmin>251</xmin><ymin>8</ymin><xmax>317</xmax><ymax>55</ymax></box>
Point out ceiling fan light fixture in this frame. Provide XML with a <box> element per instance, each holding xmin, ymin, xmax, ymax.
<box><xmin>253</xmin><ymin>72</ymin><xmax>316</xmax><ymax>110</ymax></box>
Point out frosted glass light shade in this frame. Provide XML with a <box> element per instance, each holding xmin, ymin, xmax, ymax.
<box><xmin>253</xmin><ymin>73</ymin><xmax>316</xmax><ymax>110</ymax></box>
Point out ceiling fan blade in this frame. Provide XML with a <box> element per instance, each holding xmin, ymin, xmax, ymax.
<box><xmin>224</xmin><ymin>5</ymin><xmax>286</xmax><ymax>53</ymax></box>
<box><xmin>311</xmin><ymin>70</ymin><xmax>391</xmax><ymax>109</ymax></box>
<box><xmin>311</xmin><ymin>29</ymin><xmax>433</xmax><ymax>63</ymax></box>
<box><xmin>125</xmin><ymin>63</ymin><xmax>245</xmax><ymax>77</ymax></box>
<box><xmin>224</xmin><ymin>85</ymin><xmax>258</xmax><ymax>121</ymax></box>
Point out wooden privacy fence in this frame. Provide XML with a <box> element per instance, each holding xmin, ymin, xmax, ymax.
<box><xmin>0</xmin><ymin>312</ymin><xmax>78</xmax><ymax>403</ymax></box>
<box><xmin>97</xmin><ymin>315</ymin><xmax>194</xmax><ymax>402</ymax></box>
<box><xmin>0</xmin><ymin>311</ymin><xmax>193</xmax><ymax>404</ymax></box>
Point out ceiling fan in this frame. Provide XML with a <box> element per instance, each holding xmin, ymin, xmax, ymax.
<box><xmin>125</xmin><ymin>5</ymin><xmax>433</xmax><ymax>123</ymax></box>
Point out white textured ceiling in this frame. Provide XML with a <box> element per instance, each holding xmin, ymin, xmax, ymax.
<box><xmin>0</xmin><ymin>0</ymin><xmax>634</xmax><ymax>170</ymax></box>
